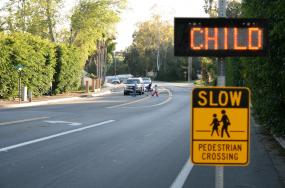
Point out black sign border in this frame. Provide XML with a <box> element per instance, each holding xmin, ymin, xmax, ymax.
<box><xmin>174</xmin><ymin>18</ymin><xmax>269</xmax><ymax>57</ymax></box>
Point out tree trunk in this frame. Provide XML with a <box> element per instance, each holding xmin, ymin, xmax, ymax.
<box><xmin>46</xmin><ymin>0</ymin><xmax>56</xmax><ymax>42</ymax></box>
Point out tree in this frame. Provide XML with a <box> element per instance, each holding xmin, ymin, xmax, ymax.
<box><xmin>124</xmin><ymin>15</ymin><xmax>189</xmax><ymax>81</ymax></box>
<box><xmin>70</xmin><ymin>0</ymin><xmax>126</xmax><ymax>66</ymax></box>
<box><xmin>2</xmin><ymin>0</ymin><xmax>63</xmax><ymax>42</ymax></box>
<box><xmin>132</xmin><ymin>15</ymin><xmax>173</xmax><ymax>73</ymax></box>
<box><xmin>0</xmin><ymin>17</ymin><xmax>5</xmax><ymax>31</ymax></box>
<box><xmin>224</xmin><ymin>0</ymin><xmax>244</xmax><ymax>86</ymax></box>
<box><xmin>203</xmin><ymin>0</ymin><xmax>218</xmax><ymax>17</ymax></box>
<box><xmin>226</xmin><ymin>0</ymin><xmax>242</xmax><ymax>18</ymax></box>
<box><xmin>241</xmin><ymin>0</ymin><xmax>285</xmax><ymax>136</ymax></box>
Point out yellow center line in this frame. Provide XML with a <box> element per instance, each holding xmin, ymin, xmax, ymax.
<box><xmin>0</xmin><ymin>117</ymin><xmax>49</xmax><ymax>126</ymax></box>
<box><xmin>107</xmin><ymin>96</ymin><xmax>151</xmax><ymax>109</ymax></box>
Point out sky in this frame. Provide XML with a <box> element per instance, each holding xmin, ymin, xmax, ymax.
<box><xmin>64</xmin><ymin>0</ymin><xmax>208</xmax><ymax>51</ymax></box>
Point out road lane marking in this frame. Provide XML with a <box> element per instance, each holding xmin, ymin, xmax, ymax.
<box><xmin>107</xmin><ymin>96</ymin><xmax>150</xmax><ymax>108</ymax></box>
<box><xmin>0</xmin><ymin>120</ymin><xmax>115</xmax><ymax>153</ymax></box>
<box><xmin>170</xmin><ymin>160</ymin><xmax>194</xmax><ymax>188</ymax></box>
<box><xmin>44</xmin><ymin>121</ymin><xmax>82</xmax><ymax>126</ymax></box>
<box><xmin>0</xmin><ymin>117</ymin><xmax>49</xmax><ymax>126</ymax></box>
<box><xmin>122</xmin><ymin>88</ymin><xmax>173</xmax><ymax>108</ymax></box>
<box><xmin>148</xmin><ymin>95</ymin><xmax>172</xmax><ymax>107</ymax></box>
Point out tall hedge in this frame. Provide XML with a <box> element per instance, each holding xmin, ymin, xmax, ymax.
<box><xmin>0</xmin><ymin>33</ymin><xmax>18</xmax><ymax>98</ymax></box>
<box><xmin>241</xmin><ymin>0</ymin><xmax>285</xmax><ymax>136</ymax></box>
<box><xmin>0</xmin><ymin>32</ymin><xmax>56</xmax><ymax>98</ymax></box>
<box><xmin>225</xmin><ymin>58</ymin><xmax>245</xmax><ymax>86</ymax></box>
<box><xmin>53</xmin><ymin>44</ymin><xmax>81</xmax><ymax>94</ymax></box>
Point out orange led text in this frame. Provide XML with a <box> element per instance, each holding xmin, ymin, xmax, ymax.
<box><xmin>190</xmin><ymin>27</ymin><xmax>263</xmax><ymax>50</ymax></box>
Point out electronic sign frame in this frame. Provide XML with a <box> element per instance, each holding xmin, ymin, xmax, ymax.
<box><xmin>174</xmin><ymin>18</ymin><xmax>269</xmax><ymax>57</ymax></box>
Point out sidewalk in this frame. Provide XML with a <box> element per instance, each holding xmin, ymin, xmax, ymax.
<box><xmin>251</xmin><ymin>113</ymin><xmax>285</xmax><ymax>186</ymax></box>
<box><xmin>0</xmin><ymin>88</ymin><xmax>112</xmax><ymax>109</ymax></box>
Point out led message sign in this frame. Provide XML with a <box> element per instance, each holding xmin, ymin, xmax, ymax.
<box><xmin>174</xmin><ymin>18</ymin><xmax>268</xmax><ymax>57</ymax></box>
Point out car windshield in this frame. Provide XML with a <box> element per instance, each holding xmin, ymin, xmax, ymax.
<box><xmin>126</xmin><ymin>79</ymin><xmax>138</xmax><ymax>84</ymax></box>
<box><xmin>143</xmin><ymin>80</ymin><xmax>151</xmax><ymax>84</ymax></box>
<box><xmin>143</xmin><ymin>77</ymin><xmax>150</xmax><ymax>81</ymax></box>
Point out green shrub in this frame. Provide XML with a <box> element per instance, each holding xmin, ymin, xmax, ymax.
<box><xmin>0</xmin><ymin>33</ymin><xmax>18</xmax><ymax>99</ymax></box>
<box><xmin>53</xmin><ymin>44</ymin><xmax>81</xmax><ymax>94</ymax></box>
<box><xmin>0</xmin><ymin>32</ymin><xmax>56</xmax><ymax>98</ymax></box>
<box><xmin>242</xmin><ymin>0</ymin><xmax>285</xmax><ymax>136</ymax></box>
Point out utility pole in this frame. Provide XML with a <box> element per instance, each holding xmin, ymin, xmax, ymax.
<box><xmin>114</xmin><ymin>52</ymin><xmax>117</xmax><ymax>76</ymax></box>
<box><xmin>216</xmin><ymin>1</ymin><xmax>227</xmax><ymax>188</ymax></box>
<box><xmin>188</xmin><ymin>57</ymin><xmax>192</xmax><ymax>82</ymax></box>
<box><xmin>217</xmin><ymin>0</ymin><xmax>227</xmax><ymax>86</ymax></box>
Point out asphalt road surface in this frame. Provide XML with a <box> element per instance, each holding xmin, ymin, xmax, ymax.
<box><xmin>0</xmin><ymin>83</ymin><xmax>283</xmax><ymax>188</ymax></box>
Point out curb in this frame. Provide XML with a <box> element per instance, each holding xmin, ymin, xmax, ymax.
<box><xmin>274</xmin><ymin>136</ymin><xmax>285</xmax><ymax>150</ymax></box>
<box><xmin>0</xmin><ymin>90</ymin><xmax>112</xmax><ymax>109</ymax></box>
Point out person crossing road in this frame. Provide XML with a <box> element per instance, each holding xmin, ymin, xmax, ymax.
<box><xmin>152</xmin><ymin>84</ymin><xmax>159</xmax><ymax>97</ymax></box>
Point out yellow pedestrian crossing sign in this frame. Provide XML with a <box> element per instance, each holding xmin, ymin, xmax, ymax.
<box><xmin>191</xmin><ymin>87</ymin><xmax>250</xmax><ymax>166</ymax></box>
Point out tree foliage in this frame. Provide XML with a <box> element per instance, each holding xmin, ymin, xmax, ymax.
<box><xmin>70</xmin><ymin>0</ymin><xmax>126</xmax><ymax>66</ymax></box>
<box><xmin>241</xmin><ymin>0</ymin><xmax>285</xmax><ymax>136</ymax></box>
<box><xmin>124</xmin><ymin>15</ymin><xmax>190</xmax><ymax>81</ymax></box>
<box><xmin>2</xmin><ymin>0</ymin><xmax>63</xmax><ymax>42</ymax></box>
<box><xmin>203</xmin><ymin>0</ymin><xmax>285</xmax><ymax>135</ymax></box>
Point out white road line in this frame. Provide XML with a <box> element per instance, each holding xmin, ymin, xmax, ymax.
<box><xmin>170</xmin><ymin>160</ymin><xmax>194</xmax><ymax>188</ymax></box>
<box><xmin>122</xmin><ymin>88</ymin><xmax>173</xmax><ymax>109</ymax></box>
<box><xmin>0</xmin><ymin>120</ymin><xmax>115</xmax><ymax>153</ymax></box>
<box><xmin>44</xmin><ymin>121</ymin><xmax>82</xmax><ymax>126</ymax></box>
<box><xmin>0</xmin><ymin>117</ymin><xmax>49</xmax><ymax>126</ymax></box>
<box><xmin>107</xmin><ymin>96</ymin><xmax>150</xmax><ymax>108</ymax></box>
<box><xmin>122</xmin><ymin>96</ymin><xmax>172</xmax><ymax>109</ymax></box>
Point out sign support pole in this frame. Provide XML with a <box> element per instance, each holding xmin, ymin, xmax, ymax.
<box><xmin>188</xmin><ymin>57</ymin><xmax>192</xmax><ymax>82</ymax></box>
<box><xmin>216</xmin><ymin>0</ymin><xmax>227</xmax><ymax>188</ymax></box>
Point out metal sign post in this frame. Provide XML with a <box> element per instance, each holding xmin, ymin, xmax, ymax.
<box><xmin>188</xmin><ymin>57</ymin><xmax>192</xmax><ymax>82</ymax></box>
<box><xmin>191</xmin><ymin>87</ymin><xmax>250</xmax><ymax>188</ymax></box>
<box><xmin>217</xmin><ymin>1</ymin><xmax>227</xmax><ymax>188</ymax></box>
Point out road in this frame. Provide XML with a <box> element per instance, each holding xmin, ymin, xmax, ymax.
<box><xmin>0</xmin><ymin>83</ymin><xmax>283</xmax><ymax>188</ymax></box>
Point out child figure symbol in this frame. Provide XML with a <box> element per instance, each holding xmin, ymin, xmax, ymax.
<box><xmin>210</xmin><ymin>113</ymin><xmax>220</xmax><ymax>136</ymax></box>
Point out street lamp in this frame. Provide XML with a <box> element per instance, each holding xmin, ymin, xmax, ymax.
<box><xmin>16</xmin><ymin>64</ymin><xmax>24</xmax><ymax>103</ymax></box>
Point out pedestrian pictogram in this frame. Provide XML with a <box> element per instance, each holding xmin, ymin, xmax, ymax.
<box><xmin>210</xmin><ymin>113</ymin><xmax>220</xmax><ymax>136</ymax></box>
<box><xmin>191</xmin><ymin>87</ymin><xmax>250</xmax><ymax>166</ymax></box>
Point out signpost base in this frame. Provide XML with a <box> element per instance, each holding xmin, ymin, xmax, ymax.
<box><xmin>215</xmin><ymin>166</ymin><xmax>224</xmax><ymax>188</ymax></box>
<box><xmin>217</xmin><ymin>76</ymin><xmax>225</xmax><ymax>86</ymax></box>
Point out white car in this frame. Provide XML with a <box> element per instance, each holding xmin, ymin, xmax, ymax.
<box><xmin>142</xmin><ymin>77</ymin><xmax>152</xmax><ymax>91</ymax></box>
<box><xmin>111</xmin><ymin>77</ymin><xmax>120</xmax><ymax>84</ymax></box>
